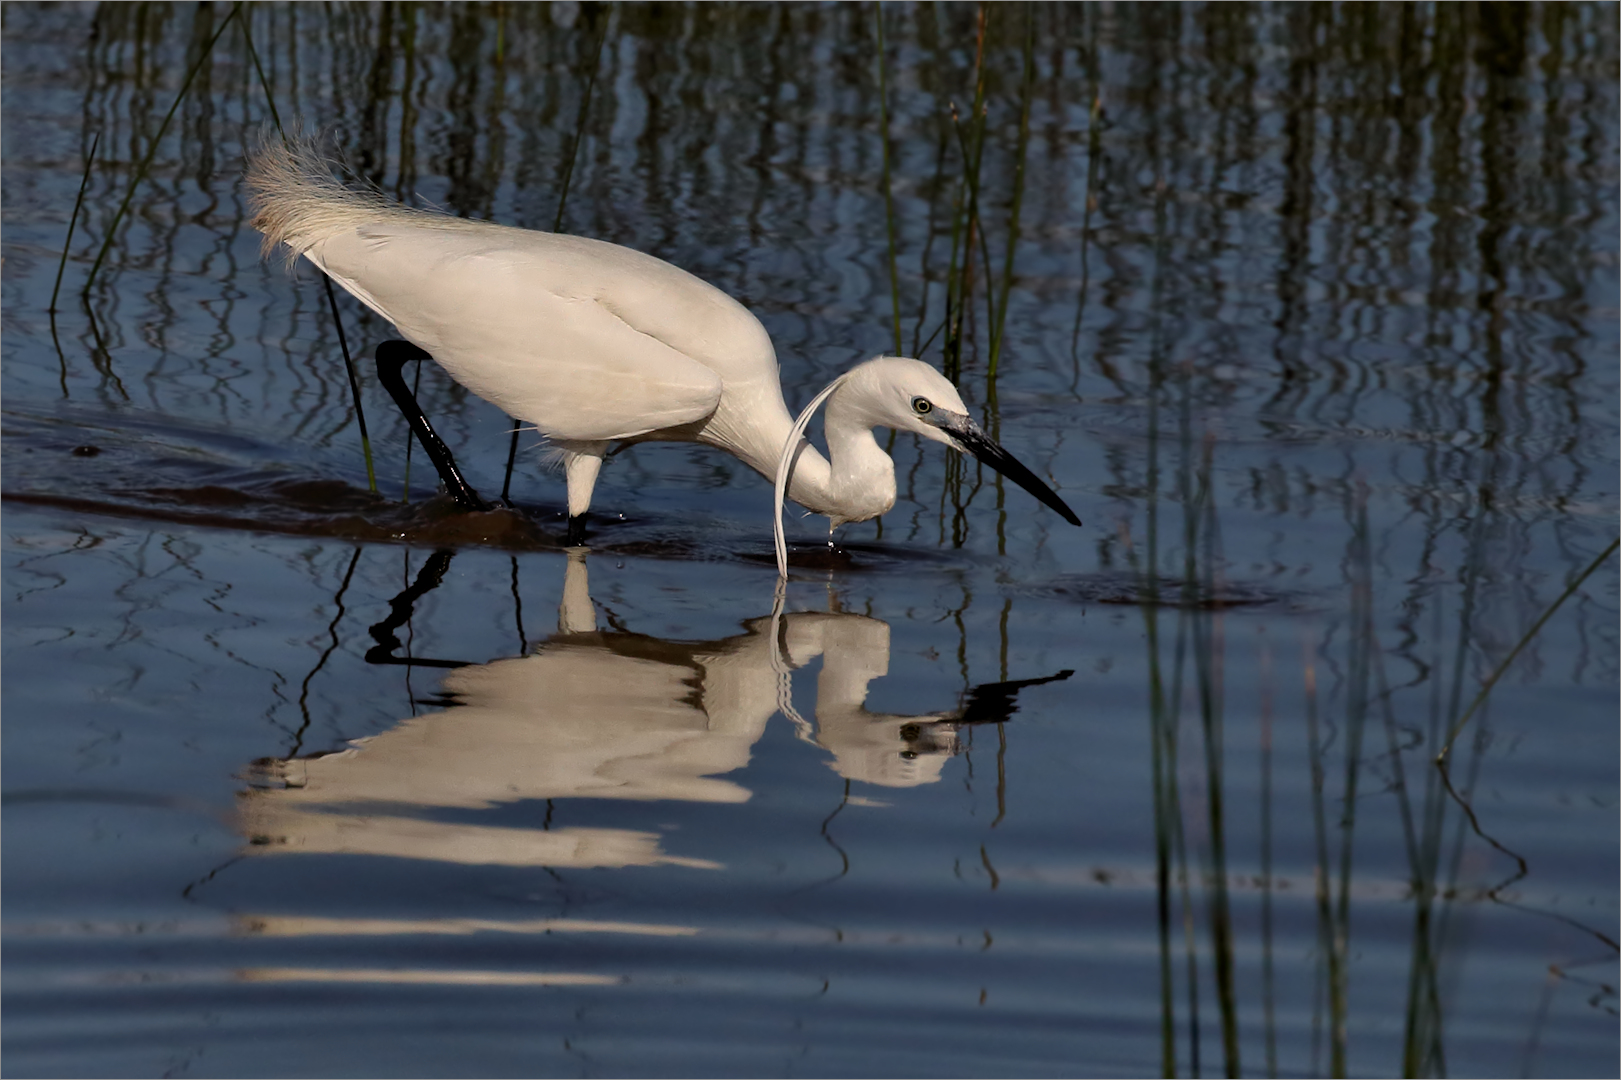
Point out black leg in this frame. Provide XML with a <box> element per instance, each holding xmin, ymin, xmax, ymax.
<box><xmin>565</xmin><ymin>513</ymin><xmax>588</xmax><ymax>547</ymax></box>
<box><xmin>375</xmin><ymin>340</ymin><xmax>492</xmax><ymax>512</ymax></box>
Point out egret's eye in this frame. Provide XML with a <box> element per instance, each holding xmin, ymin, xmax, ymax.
<box><xmin>912</xmin><ymin>397</ymin><xmax>932</xmax><ymax>415</ymax></box>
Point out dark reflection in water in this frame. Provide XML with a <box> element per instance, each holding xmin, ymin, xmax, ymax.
<box><xmin>244</xmin><ymin>551</ymin><xmax>1071</xmax><ymax>869</ymax></box>
<box><xmin>3</xmin><ymin>3</ymin><xmax>1617</xmax><ymax>1078</ymax></box>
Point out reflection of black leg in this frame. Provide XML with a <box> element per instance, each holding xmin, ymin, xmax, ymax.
<box><xmin>565</xmin><ymin>513</ymin><xmax>588</xmax><ymax>547</ymax></box>
<box><xmin>364</xmin><ymin>549</ymin><xmax>469</xmax><ymax>669</ymax></box>
<box><xmin>375</xmin><ymin>340</ymin><xmax>491</xmax><ymax>512</ymax></box>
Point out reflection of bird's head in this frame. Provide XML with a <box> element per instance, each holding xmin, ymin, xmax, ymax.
<box><xmin>819</xmin><ymin>714</ymin><xmax>964</xmax><ymax>788</ymax></box>
<box><xmin>748</xmin><ymin>609</ymin><xmax>962</xmax><ymax>789</ymax></box>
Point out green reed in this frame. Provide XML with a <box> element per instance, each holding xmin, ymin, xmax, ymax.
<box><xmin>49</xmin><ymin>133</ymin><xmax>99</xmax><ymax>317</ymax></box>
<box><xmin>1127</xmin><ymin>194</ymin><xmax>1200</xmax><ymax>1076</ymax></box>
<box><xmin>1302</xmin><ymin>625</ymin><xmax>1333</xmax><ymax>1073</ymax></box>
<box><xmin>1439</xmin><ymin>536</ymin><xmax>1619</xmax><ymax>764</ymax></box>
<box><xmin>238</xmin><ymin>7</ymin><xmax>378</xmax><ymax>493</ymax></box>
<box><xmin>49</xmin><ymin>133</ymin><xmax>102</xmax><ymax>397</ymax></box>
<box><xmin>985</xmin><ymin>5</ymin><xmax>1036</xmax><ymax>381</ymax></box>
<box><xmin>1257</xmin><ymin>628</ymin><xmax>1279</xmax><ymax>1077</ymax></box>
<box><xmin>939</xmin><ymin>2</ymin><xmax>988</xmax><ymax>386</ymax></box>
<box><xmin>71</xmin><ymin>2</ymin><xmax>383</xmax><ymax>492</ymax></box>
<box><xmin>875</xmin><ymin>2</ymin><xmax>903</xmax><ymax>358</ymax></box>
<box><xmin>83</xmin><ymin>2</ymin><xmax>243</xmax><ymax>298</ymax></box>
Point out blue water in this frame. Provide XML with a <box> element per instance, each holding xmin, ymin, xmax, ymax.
<box><xmin>4</xmin><ymin>4</ymin><xmax>1617</xmax><ymax>1076</ymax></box>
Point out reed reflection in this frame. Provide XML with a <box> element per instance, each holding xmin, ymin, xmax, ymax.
<box><xmin>240</xmin><ymin>550</ymin><xmax>1069</xmax><ymax>868</ymax></box>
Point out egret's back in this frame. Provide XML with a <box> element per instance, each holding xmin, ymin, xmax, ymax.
<box><xmin>245</xmin><ymin>135</ymin><xmax>782</xmax><ymax>444</ymax></box>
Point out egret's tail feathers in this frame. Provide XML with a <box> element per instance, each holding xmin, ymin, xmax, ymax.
<box><xmin>244</xmin><ymin>126</ymin><xmax>432</xmax><ymax>265</ymax></box>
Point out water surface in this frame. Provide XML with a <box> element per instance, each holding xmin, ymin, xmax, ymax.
<box><xmin>4</xmin><ymin>4</ymin><xmax>1618</xmax><ymax>1077</ymax></box>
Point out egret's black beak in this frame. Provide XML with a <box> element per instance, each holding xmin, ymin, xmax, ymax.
<box><xmin>942</xmin><ymin>415</ymin><xmax>1082</xmax><ymax>527</ymax></box>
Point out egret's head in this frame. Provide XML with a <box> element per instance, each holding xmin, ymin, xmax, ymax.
<box><xmin>836</xmin><ymin>355</ymin><xmax>1082</xmax><ymax>528</ymax></box>
<box><xmin>834</xmin><ymin>356</ymin><xmax>970</xmax><ymax>447</ymax></box>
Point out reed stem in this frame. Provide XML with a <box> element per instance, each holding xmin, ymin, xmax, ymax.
<box><xmin>50</xmin><ymin>133</ymin><xmax>100</xmax><ymax>315</ymax></box>
<box><xmin>239</xmin><ymin>5</ymin><xmax>377</xmax><ymax>492</ymax></box>
<box><xmin>875</xmin><ymin>2</ymin><xmax>903</xmax><ymax>357</ymax></box>
<box><xmin>83</xmin><ymin>2</ymin><xmax>243</xmax><ymax>297</ymax></box>
<box><xmin>1437</xmin><ymin>536</ymin><xmax>1619</xmax><ymax>763</ymax></box>
<box><xmin>942</xmin><ymin>3</ymin><xmax>989</xmax><ymax>383</ymax></box>
<box><xmin>323</xmin><ymin>274</ymin><xmax>377</xmax><ymax>492</ymax></box>
<box><xmin>987</xmin><ymin>4</ymin><xmax>1036</xmax><ymax>381</ymax></box>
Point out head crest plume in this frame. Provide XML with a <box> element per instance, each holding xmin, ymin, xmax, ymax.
<box><xmin>773</xmin><ymin>374</ymin><xmax>848</xmax><ymax>578</ymax></box>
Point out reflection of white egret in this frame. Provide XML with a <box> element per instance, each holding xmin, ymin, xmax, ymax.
<box><xmin>241</xmin><ymin>554</ymin><xmax>1068</xmax><ymax>867</ymax></box>
<box><xmin>246</xmin><ymin>134</ymin><xmax>1081</xmax><ymax>558</ymax></box>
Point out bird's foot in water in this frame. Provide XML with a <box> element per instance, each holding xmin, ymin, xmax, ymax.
<box><xmin>565</xmin><ymin>513</ymin><xmax>589</xmax><ymax>548</ymax></box>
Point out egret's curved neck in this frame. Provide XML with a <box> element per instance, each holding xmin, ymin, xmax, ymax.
<box><xmin>703</xmin><ymin>379</ymin><xmax>894</xmax><ymax>525</ymax></box>
<box><xmin>816</xmin><ymin>395</ymin><xmax>896</xmax><ymax>524</ymax></box>
<box><xmin>739</xmin><ymin>415</ymin><xmax>845</xmax><ymax>519</ymax></box>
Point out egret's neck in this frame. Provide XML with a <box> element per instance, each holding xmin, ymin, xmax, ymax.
<box><xmin>702</xmin><ymin>379</ymin><xmax>896</xmax><ymax>527</ymax></box>
<box><xmin>816</xmin><ymin>394</ymin><xmax>898</xmax><ymax>526</ymax></box>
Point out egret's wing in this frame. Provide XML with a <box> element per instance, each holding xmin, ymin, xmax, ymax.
<box><xmin>308</xmin><ymin>223</ymin><xmax>726</xmax><ymax>442</ymax></box>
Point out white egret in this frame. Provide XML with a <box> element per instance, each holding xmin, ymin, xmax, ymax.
<box><xmin>246</xmin><ymin>134</ymin><xmax>1081</xmax><ymax>568</ymax></box>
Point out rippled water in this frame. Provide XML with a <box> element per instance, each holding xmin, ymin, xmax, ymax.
<box><xmin>4</xmin><ymin>4</ymin><xmax>1618</xmax><ymax>1077</ymax></box>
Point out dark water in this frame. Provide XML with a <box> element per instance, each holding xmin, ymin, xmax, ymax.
<box><xmin>4</xmin><ymin>3</ymin><xmax>1618</xmax><ymax>1077</ymax></box>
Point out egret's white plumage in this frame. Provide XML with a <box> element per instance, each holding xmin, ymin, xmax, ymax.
<box><xmin>245</xmin><ymin>133</ymin><xmax>1079</xmax><ymax>568</ymax></box>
